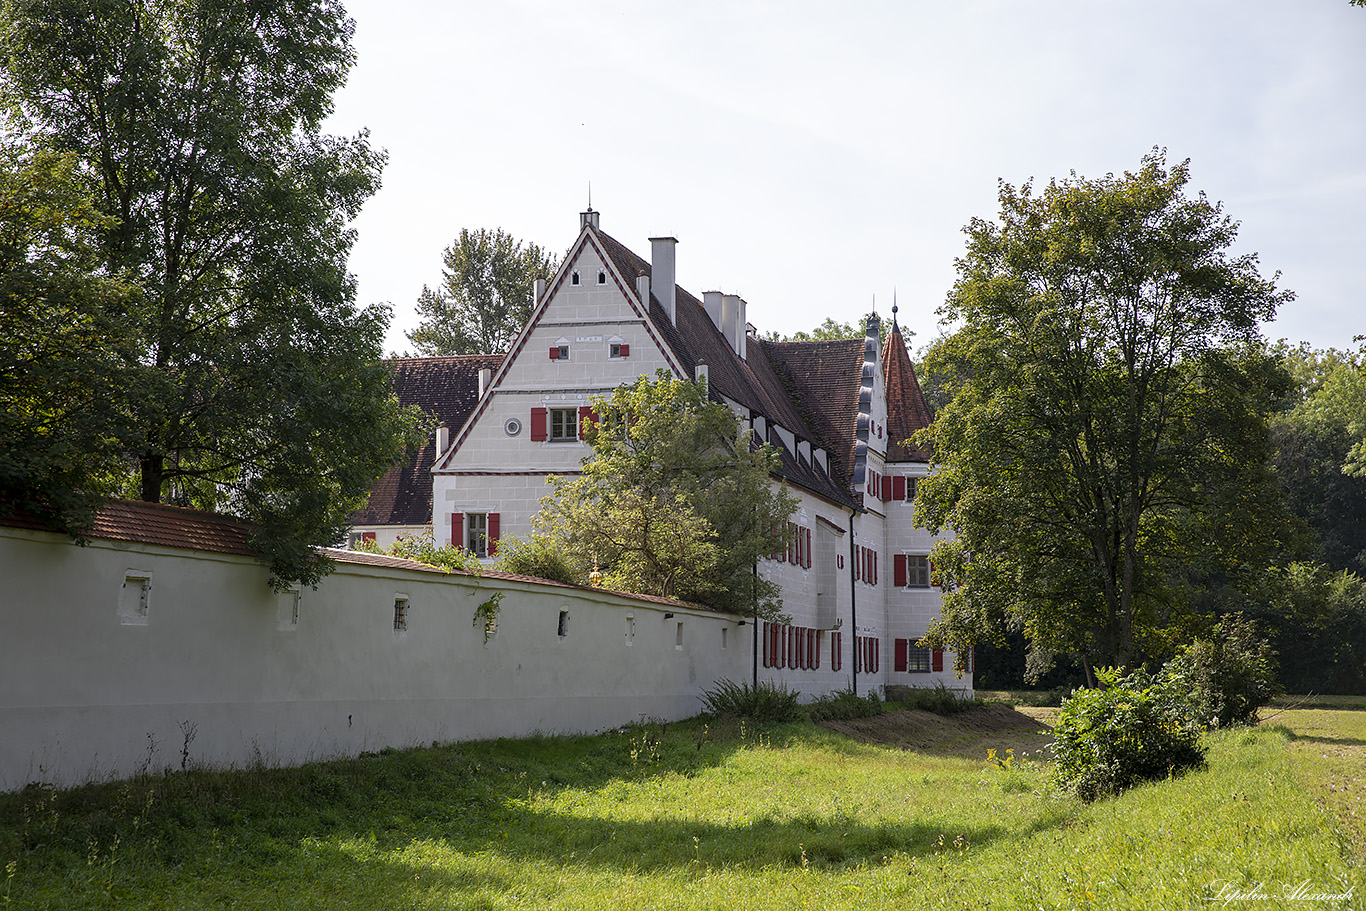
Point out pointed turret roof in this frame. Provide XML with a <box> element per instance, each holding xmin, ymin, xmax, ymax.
<box><xmin>880</xmin><ymin>311</ymin><xmax>933</xmax><ymax>462</ymax></box>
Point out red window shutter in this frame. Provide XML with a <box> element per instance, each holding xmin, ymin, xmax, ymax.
<box><xmin>578</xmin><ymin>405</ymin><xmax>595</xmax><ymax>440</ymax></box>
<box><xmin>895</xmin><ymin>638</ymin><xmax>908</xmax><ymax>672</ymax></box>
<box><xmin>804</xmin><ymin>528</ymin><xmax>812</xmax><ymax>569</ymax></box>
<box><xmin>894</xmin><ymin>553</ymin><xmax>907</xmax><ymax>588</ymax></box>
<box><xmin>932</xmin><ymin>649</ymin><xmax>944</xmax><ymax>672</ymax></box>
<box><xmin>530</xmin><ymin>407</ymin><xmax>547</xmax><ymax>441</ymax></box>
<box><xmin>798</xmin><ymin>628</ymin><xmax>806</xmax><ymax>669</ymax></box>
<box><xmin>853</xmin><ymin>547</ymin><xmax>861</xmax><ymax>581</ymax></box>
<box><xmin>619</xmin><ymin>343</ymin><xmax>629</xmax><ymax>357</ymax></box>
<box><xmin>762</xmin><ymin>622</ymin><xmax>770</xmax><ymax>667</ymax></box>
<box><xmin>548</xmin><ymin>346</ymin><xmax>560</xmax><ymax>359</ymax></box>
<box><xmin>361</xmin><ymin>531</ymin><xmax>376</xmax><ymax>543</ymax></box>
<box><xmin>770</xmin><ymin>623</ymin><xmax>780</xmax><ymax>666</ymax></box>
<box><xmin>893</xmin><ymin>475</ymin><xmax>906</xmax><ymax>500</ymax></box>
<box><xmin>881</xmin><ymin>476</ymin><xmax>892</xmax><ymax>501</ymax></box>
<box><xmin>451</xmin><ymin>512</ymin><xmax>464</xmax><ymax>550</ymax></box>
<box><xmin>487</xmin><ymin>512</ymin><xmax>500</xmax><ymax>555</ymax></box>
<box><xmin>807</xmin><ymin>628</ymin><xmax>815</xmax><ymax>668</ymax></box>
<box><xmin>814</xmin><ymin>631</ymin><xmax>822</xmax><ymax>669</ymax></box>
<box><xmin>873</xmin><ymin>550</ymin><xmax>878</xmax><ymax>586</ymax></box>
<box><xmin>874</xmin><ymin>638</ymin><xmax>880</xmax><ymax>672</ymax></box>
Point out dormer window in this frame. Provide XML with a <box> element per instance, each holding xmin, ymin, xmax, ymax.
<box><xmin>597</xmin><ymin>270</ymin><xmax>607</xmax><ymax>284</ymax></box>
<box><xmin>571</xmin><ymin>270</ymin><xmax>580</xmax><ymax>285</ymax></box>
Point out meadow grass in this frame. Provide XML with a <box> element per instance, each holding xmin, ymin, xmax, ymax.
<box><xmin>1</xmin><ymin>710</ymin><xmax>1362</xmax><ymax>910</ymax></box>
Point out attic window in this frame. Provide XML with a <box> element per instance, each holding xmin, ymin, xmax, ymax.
<box><xmin>571</xmin><ymin>270</ymin><xmax>580</xmax><ymax>285</ymax></box>
<box><xmin>610</xmin><ymin>343</ymin><xmax>629</xmax><ymax>358</ymax></box>
<box><xmin>549</xmin><ymin>344</ymin><xmax>570</xmax><ymax>360</ymax></box>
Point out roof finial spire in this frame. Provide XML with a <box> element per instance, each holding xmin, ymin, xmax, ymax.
<box><xmin>891</xmin><ymin>288</ymin><xmax>899</xmax><ymax>328</ymax></box>
<box><xmin>587</xmin><ymin>180</ymin><xmax>592</xmax><ymax>212</ymax></box>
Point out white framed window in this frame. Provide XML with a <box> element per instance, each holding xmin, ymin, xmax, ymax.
<box><xmin>571</xmin><ymin>270</ymin><xmax>580</xmax><ymax>285</ymax></box>
<box><xmin>549</xmin><ymin>407</ymin><xmax>578</xmax><ymax>442</ymax></box>
<box><xmin>119</xmin><ymin>571</ymin><xmax>152</xmax><ymax>626</ymax></box>
<box><xmin>907</xmin><ymin>555</ymin><xmax>931</xmax><ymax>588</ymax></box>
<box><xmin>466</xmin><ymin>512</ymin><xmax>489</xmax><ymax>557</ymax></box>
<box><xmin>609</xmin><ymin>342</ymin><xmax>630</xmax><ymax>358</ymax></box>
<box><xmin>907</xmin><ymin>645</ymin><xmax>932</xmax><ymax>673</ymax></box>
<box><xmin>596</xmin><ymin>270</ymin><xmax>607</xmax><ymax>284</ymax></box>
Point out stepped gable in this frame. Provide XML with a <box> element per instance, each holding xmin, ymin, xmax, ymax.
<box><xmin>595</xmin><ymin>229</ymin><xmax>852</xmax><ymax>506</ymax></box>
<box><xmin>352</xmin><ymin>354</ymin><xmax>504</xmax><ymax>526</ymax></box>
<box><xmin>880</xmin><ymin>317</ymin><xmax>933</xmax><ymax>462</ymax></box>
<box><xmin>762</xmin><ymin>338</ymin><xmax>866</xmax><ymax>492</ymax></box>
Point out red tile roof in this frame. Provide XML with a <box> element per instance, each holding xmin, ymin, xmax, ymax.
<box><xmin>351</xmin><ymin>354</ymin><xmax>504</xmax><ymax>526</ymax></box>
<box><xmin>881</xmin><ymin>319</ymin><xmax>933</xmax><ymax>462</ymax></box>
<box><xmin>0</xmin><ymin>499</ymin><xmax>257</xmax><ymax>556</ymax></box>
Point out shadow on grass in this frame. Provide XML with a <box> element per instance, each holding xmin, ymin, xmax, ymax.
<box><xmin>0</xmin><ymin>716</ymin><xmax>1079</xmax><ymax>908</ymax></box>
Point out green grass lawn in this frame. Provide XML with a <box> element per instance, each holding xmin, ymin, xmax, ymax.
<box><xmin>2</xmin><ymin>709</ymin><xmax>1362</xmax><ymax>910</ymax></box>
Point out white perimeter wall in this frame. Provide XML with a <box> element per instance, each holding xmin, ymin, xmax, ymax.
<box><xmin>0</xmin><ymin>528</ymin><xmax>750</xmax><ymax>791</ymax></box>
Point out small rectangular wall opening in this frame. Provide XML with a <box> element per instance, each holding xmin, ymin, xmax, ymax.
<box><xmin>276</xmin><ymin>590</ymin><xmax>300</xmax><ymax>631</ymax></box>
<box><xmin>625</xmin><ymin>614</ymin><xmax>635</xmax><ymax>645</ymax></box>
<box><xmin>675</xmin><ymin>621</ymin><xmax>684</xmax><ymax>650</ymax></box>
<box><xmin>558</xmin><ymin>609</ymin><xmax>570</xmax><ymax>638</ymax></box>
<box><xmin>721</xmin><ymin>627</ymin><xmax>729</xmax><ymax>650</ymax></box>
<box><xmin>118</xmin><ymin>572</ymin><xmax>152</xmax><ymax>626</ymax></box>
<box><xmin>393</xmin><ymin>595</ymin><xmax>409</xmax><ymax>633</ymax></box>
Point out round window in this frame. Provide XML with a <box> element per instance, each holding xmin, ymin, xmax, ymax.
<box><xmin>504</xmin><ymin>418</ymin><xmax>522</xmax><ymax>436</ymax></box>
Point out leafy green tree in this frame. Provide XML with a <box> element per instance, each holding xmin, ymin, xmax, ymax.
<box><xmin>407</xmin><ymin>228</ymin><xmax>559</xmax><ymax>356</ymax></box>
<box><xmin>0</xmin><ymin>145</ymin><xmax>140</xmax><ymax>531</ymax></box>
<box><xmin>915</xmin><ymin>150</ymin><xmax>1294</xmax><ymax>678</ymax></box>
<box><xmin>764</xmin><ymin>314</ymin><xmax>886</xmax><ymax>345</ymax></box>
<box><xmin>0</xmin><ymin>0</ymin><xmax>428</xmax><ymax>587</ymax></box>
<box><xmin>532</xmin><ymin>371</ymin><xmax>797</xmax><ymax>616</ymax></box>
<box><xmin>1270</xmin><ymin>344</ymin><xmax>1366</xmax><ymax>573</ymax></box>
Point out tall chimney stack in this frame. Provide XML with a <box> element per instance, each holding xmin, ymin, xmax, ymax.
<box><xmin>703</xmin><ymin>291</ymin><xmax>723</xmax><ymax>334</ymax></box>
<box><xmin>650</xmin><ymin>237</ymin><xmax>677</xmax><ymax>324</ymax></box>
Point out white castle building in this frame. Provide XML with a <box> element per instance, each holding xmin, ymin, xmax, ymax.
<box><xmin>351</xmin><ymin>209</ymin><xmax>969</xmax><ymax>695</ymax></box>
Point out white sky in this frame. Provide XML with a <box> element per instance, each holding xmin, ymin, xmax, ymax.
<box><xmin>322</xmin><ymin>0</ymin><xmax>1366</xmax><ymax>357</ymax></box>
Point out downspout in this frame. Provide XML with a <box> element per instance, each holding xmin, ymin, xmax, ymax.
<box><xmin>849</xmin><ymin>509</ymin><xmax>859</xmax><ymax>695</ymax></box>
<box><xmin>752</xmin><ymin>559</ymin><xmax>759</xmax><ymax>688</ymax></box>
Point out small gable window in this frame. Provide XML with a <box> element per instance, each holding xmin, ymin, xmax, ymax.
<box><xmin>610</xmin><ymin>343</ymin><xmax>629</xmax><ymax>358</ymax></box>
<box><xmin>597</xmin><ymin>270</ymin><xmax>606</xmax><ymax>284</ymax></box>
<box><xmin>571</xmin><ymin>270</ymin><xmax>580</xmax><ymax>285</ymax></box>
<box><xmin>549</xmin><ymin>344</ymin><xmax>570</xmax><ymax>360</ymax></box>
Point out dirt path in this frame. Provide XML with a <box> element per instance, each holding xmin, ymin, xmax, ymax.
<box><xmin>817</xmin><ymin>703</ymin><xmax>1055</xmax><ymax>759</ymax></box>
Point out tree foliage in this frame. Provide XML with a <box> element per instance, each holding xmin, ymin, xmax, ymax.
<box><xmin>1269</xmin><ymin>344</ymin><xmax>1366</xmax><ymax>573</ymax></box>
<box><xmin>407</xmin><ymin>228</ymin><xmax>559</xmax><ymax>356</ymax></box>
<box><xmin>0</xmin><ymin>145</ymin><xmax>140</xmax><ymax>530</ymax></box>
<box><xmin>0</xmin><ymin>0</ymin><xmax>427</xmax><ymax>587</ymax></box>
<box><xmin>916</xmin><ymin>150</ymin><xmax>1294</xmax><ymax>675</ymax></box>
<box><xmin>531</xmin><ymin>371</ymin><xmax>796</xmax><ymax>616</ymax></box>
<box><xmin>764</xmin><ymin>314</ymin><xmax>886</xmax><ymax>345</ymax></box>
<box><xmin>1168</xmin><ymin>613</ymin><xmax>1279</xmax><ymax>727</ymax></box>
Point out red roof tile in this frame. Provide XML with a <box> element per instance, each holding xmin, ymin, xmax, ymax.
<box><xmin>881</xmin><ymin>319</ymin><xmax>933</xmax><ymax>462</ymax></box>
<box><xmin>0</xmin><ymin>499</ymin><xmax>258</xmax><ymax>556</ymax></box>
<box><xmin>351</xmin><ymin>354</ymin><xmax>504</xmax><ymax>526</ymax></box>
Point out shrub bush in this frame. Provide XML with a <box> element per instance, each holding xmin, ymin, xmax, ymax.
<box><xmin>699</xmin><ymin>679</ymin><xmax>803</xmax><ymax>723</ymax></box>
<box><xmin>492</xmin><ymin>534</ymin><xmax>581</xmax><ymax>585</ymax></box>
<box><xmin>1168</xmin><ymin>613</ymin><xmax>1281</xmax><ymax>726</ymax></box>
<box><xmin>806</xmin><ymin>688</ymin><xmax>883</xmax><ymax>722</ymax></box>
<box><xmin>1051</xmin><ymin>666</ymin><xmax>1206</xmax><ymax>802</ymax></box>
<box><xmin>887</xmin><ymin>683</ymin><xmax>979</xmax><ymax>715</ymax></box>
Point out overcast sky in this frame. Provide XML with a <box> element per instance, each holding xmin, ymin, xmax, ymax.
<box><xmin>323</xmin><ymin>0</ymin><xmax>1366</xmax><ymax>357</ymax></box>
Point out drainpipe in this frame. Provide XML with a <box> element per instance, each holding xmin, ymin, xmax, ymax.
<box><xmin>752</xmin><ymin>560</ymin><xmax>760</xmax><ymax>688</ymax></box>
<box><xmin>849</xmin><ymin>510</ymin><xmax>859</xmax><ymax>695</ymax></box>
